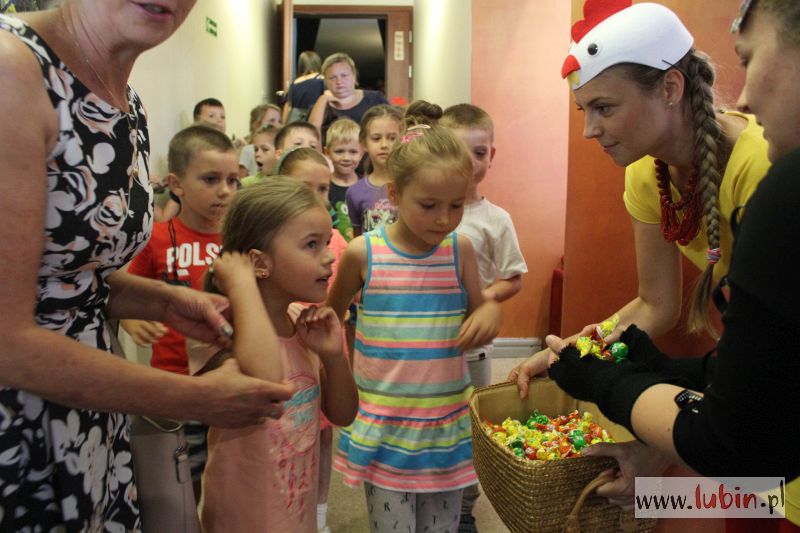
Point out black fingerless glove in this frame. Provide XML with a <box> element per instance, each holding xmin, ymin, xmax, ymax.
<box><xmin>548</xmin><ymin>345</ymin><xmax>675</xmax><ymax>436</ymax></box>
<box><xmin>621</xmin><ymin>325</ymin><xmax>715</xmax><ymax>390</ymax></box>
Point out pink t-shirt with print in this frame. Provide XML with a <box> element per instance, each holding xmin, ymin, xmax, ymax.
<box><xmin>190</xmin><ymin>335</ymin><xmax>321</xmax><ymax>533</ymax></box>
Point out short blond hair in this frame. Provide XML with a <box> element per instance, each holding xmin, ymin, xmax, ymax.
<box><xmin>441</xmin><ymin>103</ymin><xmax>494</xmax><ymax>141</ymax></box>
<box><xmin>326</xmin><ymin>118</ymin><xmax>360</xmax><ymax>147</ymax></box>
<box><xmin>321</xmin><ymin>52</ymin><xmax>358</xmax><ymax>81</ymax></box>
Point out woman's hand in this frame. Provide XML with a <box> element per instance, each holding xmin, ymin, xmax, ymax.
<box><xmin>195</xmin><ymin>358</ymin><xmax>295</xmax><ymax>427</ymax></box>
<box><xmin>619</xmin><ymin>325</ymin><xmax>671</xmax><ymax>371</ymax></box>
<box><xmin>577</xmin><ymin>321</ymin><xmax>624</xmax><ymax>344</ymax></box>
<box><xmin>321</xmin><ymin>89</ymin><xmax>344</xmax><ymax>108</ymax></box>
<box><xmin>507</xmin><ymin>349</ymin><xmax>559</xmax><ymax>398</ymax></box>
<box><xmin>458</xmin><ymin>300</ymin><xmax>502</xmax><ymax>351</ymax></box>
<box><xmin>120</xmin><ymin>319</ymin><xmax>167</xmax><ymax>346</ymax></box>
<box><xmin>162</xmin><ymin>285</ymin><xmax>233</xmax><ymax>347</ymax></box>
<box><xmin>296</xmin><ymin>305</ymin><xmax>344</xmax><ymax>363</ymax></box>
<box><xmin>582</xmin><ymin>440</ymin><xmax>672</xmax><ymax>509</ymax></box>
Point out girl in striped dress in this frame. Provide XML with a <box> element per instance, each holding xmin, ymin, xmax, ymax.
<box><xmin>327</xmin><ymin>102</ymin><xmax>503</xmax><ymax>532</ymax></box>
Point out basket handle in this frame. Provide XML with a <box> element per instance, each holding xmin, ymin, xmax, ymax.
<box><xmin>564</xmin><ymin>472</ymin><xmax>637</xmax><ymax>533</ymax></box>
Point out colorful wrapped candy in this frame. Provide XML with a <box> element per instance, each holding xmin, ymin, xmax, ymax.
<box><xmin>575</xmin><ymin>313</ymin><xmax>628</xmax><ymax>363</ymax></box>
<box><xmin>482</xmin><ymin>409</ymin><xmax>614</xmax><ymax>462</ymax></box>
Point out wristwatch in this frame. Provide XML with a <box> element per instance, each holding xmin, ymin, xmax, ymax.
<box><xmin>674</xmin><ymin>389</ymin><xmax>703</xmax><ymax>414</ymax></box>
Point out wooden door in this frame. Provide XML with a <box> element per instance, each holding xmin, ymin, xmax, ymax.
<box><xmin>285</xmin><ymin>5</ymin><xmax>413</xmax><ymax>102</ymax></box>
<box><xmin>279</xmin><ymin>0</ymin><xmax>294</xmax><ymax>93</ymax></box>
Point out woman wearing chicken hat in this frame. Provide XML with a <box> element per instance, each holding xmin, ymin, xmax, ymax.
<box><xmin>511</xmin><ymin>1</ymin><xmax>769</xmax><ymax>394</ymax></box>
<box><xmin>515</xmin><ymin>1</ymin><xmax>800</xmax><ymax>529</ymax></box>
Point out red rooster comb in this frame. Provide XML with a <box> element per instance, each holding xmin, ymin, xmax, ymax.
<box><xmin>571</xmin><ymin>0</ymin><xmax>632</xmax><ymax>43</ymax></box>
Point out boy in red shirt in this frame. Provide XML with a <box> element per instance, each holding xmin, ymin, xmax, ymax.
<box><xmin>123</xmin><ymin>124</ymin><xmax>240</xmax><ymax>501</ymax></box>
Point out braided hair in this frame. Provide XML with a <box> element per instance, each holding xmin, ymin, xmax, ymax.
<box><xmin>684</xmin><ymin>52</ymin><xmax>722</xmax><ymax>336</ymax></box>
<box><xmin>622</xmin><ymin>50</ymin><xmax>725</xmax><ymax>337</ymax></box>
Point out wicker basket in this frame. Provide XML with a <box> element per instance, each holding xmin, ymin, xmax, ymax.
<box><xmin>470</xmin><ymin>379</ymin><xmax>657</xmax><ymax>533</ymax></box>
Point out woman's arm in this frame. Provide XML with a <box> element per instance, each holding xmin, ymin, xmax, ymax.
<box><xmin>546</xmin><ymin>281</ymin><xmax>800</xmax><ymax>480</ymax></box>
<box><xmin>510</xmin><ymin>217</ymin><xmax>683</xmax><ymax>395</ymax></box>
<box><xmin>307</xmin><ymin>90</ymin><xmax>334</xmax><ymax>134</ymax></box>
<box><xmin>107</xmin><ymin>270</ymin><xmax>232</xmax><ymax>342</ymax></box>
<box><xmin>0</xmin><ymin>33</ymin><xmax>292</xmax><ymax>427</ymax></box>
<box><xmin>282</xmin><ymin>102</ymin><xmax>291</xmax><ymax>125</ymax></box>
<box><xmin>326</xmin><ymin>237</ymin><xmax>367</xmax><ymax>321</ymax></box>
<box><xmin>613</xmin><ymin>218</ymin><xmax>683</xmax><ymax>337</ymax></box>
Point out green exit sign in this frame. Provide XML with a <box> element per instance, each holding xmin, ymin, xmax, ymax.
<box><xmin>206</xmin><ymin>17</ymin><xmax>217</xmax><ymax>37</ymax></box>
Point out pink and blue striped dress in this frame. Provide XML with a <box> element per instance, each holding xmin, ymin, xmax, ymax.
<box><xmin>334</xmin><ymin>227</ymin><xmax>477</xmax><ymax>492</ymax></box>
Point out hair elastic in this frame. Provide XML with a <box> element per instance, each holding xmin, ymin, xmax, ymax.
<box><xmin>400</xmin><ymin>124</ymin><xmax>431</xmax><ymax>144</ymax></box>
<box><xmin>707</xmin><ymin>247</ymin><xmax>721</xmax><ymax>265</ymax></box>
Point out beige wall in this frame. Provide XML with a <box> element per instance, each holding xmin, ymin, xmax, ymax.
<box><xmin>291</xmin><ymin>0</ymin><xmax>412</xmax><ymax>5</ymax></box>
<box><xmin>129</xmin><ymin>0</ymin><xmax>278</xmax><ymax>179</ymax></box>
<box><xmin>413</xmin><ymin>0</ymin><xmax>471</xmax><ymax>106</ymax></box>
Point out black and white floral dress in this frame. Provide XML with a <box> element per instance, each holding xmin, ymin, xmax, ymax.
<box><xmin>0</xmin><ymin>15</ymin><xmax>152</xmax><ymax>532</ymax></box>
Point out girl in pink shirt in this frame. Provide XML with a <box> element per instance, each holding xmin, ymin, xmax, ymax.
<box><xmin>188</xmin><ymin>177</ymin><xmax>358</xmax><ymax>532</ymax></box>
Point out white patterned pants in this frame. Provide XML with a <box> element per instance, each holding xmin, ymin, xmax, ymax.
<box><xmin>364</xmin><ymin>482</ymin><xmax>463</xmax><ymax>533</ymax></box>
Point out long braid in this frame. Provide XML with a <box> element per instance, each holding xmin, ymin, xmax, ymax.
<box><xmin>685</xmin><ymin>51</ymin><xmax>723</xmax><ymax>337</ymax></box>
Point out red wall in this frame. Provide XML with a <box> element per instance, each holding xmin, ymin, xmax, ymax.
<box><xmin>471</xmin><ymin>0</ymin><xmax>571</xmax><ymax>338</ymax></box>
<box><xmin>563</xmin><ymin>0</ymin><xmax>745</xmax><ymax>358</ymax></box>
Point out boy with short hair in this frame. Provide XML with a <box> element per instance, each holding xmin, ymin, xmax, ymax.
<box><xmin>241</xmin><ymin>125</ymin><xmax>281</xmax><ymax>187</ymax></box>
<box><xmin>122</xmin><ymin>124</ymin><xmax>241</xmax><ymax>502</ymax></box>
<box><xmin>273</xmin><ymin>120</ymin><xmax>321</xmax><ymax>156</ymax></box>
<box><xmin>324</xmin><ymin>118</ymin><xmax>362</xmax><ymax>241</ymax></box>
<box><xmin>441</xmin><ymin>103</ymin><xmax>528</xmax><ymax>532</ymax></box>
<box><xmin>193</xmin><ymin>97</ymin><xmax>227</xmax><ymax>132</ymax></box>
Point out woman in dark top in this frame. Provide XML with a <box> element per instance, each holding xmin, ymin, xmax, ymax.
<box><xmin>282</xmin><ymin>50</ymin><xmax>324</xmax><ymax>124</ymax></box>
<box><xmin>541</xmin><ymin>0</ymin><xmax>800</xmax><ymax>521</ymax></box>
<box><xmin>308</xmin><ymin>52</ymin><xmax>388</xmax><ymax>145</ymax></box>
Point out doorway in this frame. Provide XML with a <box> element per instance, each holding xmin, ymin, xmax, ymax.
<box><xmin>281</xmin><ymin>4</ymin><xmax>412</xmax><ymax>104</ymax></box>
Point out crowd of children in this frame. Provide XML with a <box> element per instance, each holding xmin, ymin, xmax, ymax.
<box><xmin>126</xmin><ymin>88</ymin><xmax>526</xmax><ymax>533</ymax></box>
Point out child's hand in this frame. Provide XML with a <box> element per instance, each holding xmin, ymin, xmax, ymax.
<box><xmin>458</xmin><ymin>300</ymin><xmax>502</xmax><ymax>351</ymax></box>
<box><xmin>296</xmin><ymin>305</ymin><xmax>344</xmax><ymax>363</ymax></box>
<box><xmin>210</xmin><ymin>252</ymin><xmax>257</xmax><ymax>295</ymax></box>
<box><xmin>120</xmin><ymin>319</ymin><xmax>167</xmax><ymax>346</ymax></box>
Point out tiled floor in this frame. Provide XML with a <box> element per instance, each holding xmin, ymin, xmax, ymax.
<box><xmin>325</xmin><ymin>357</ymin><xmax>528</xmax><ymax>533</ymax></box>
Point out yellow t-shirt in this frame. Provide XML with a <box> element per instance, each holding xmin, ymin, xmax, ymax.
<box><xmin>623</xmin><ymin>112</ymin><xmax>771</xmax><ymax>280</ymax></box>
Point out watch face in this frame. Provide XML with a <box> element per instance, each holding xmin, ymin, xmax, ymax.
<box><xmin>674</xmin><ymin>389</ymin><xmax>703</xmax><ymax>413</ymax></box>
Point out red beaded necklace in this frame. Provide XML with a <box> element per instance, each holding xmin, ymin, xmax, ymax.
<box><xmin>655</xmin><ymin>159</ymin><xmax>702</xmax><ymax>245</ymax></box>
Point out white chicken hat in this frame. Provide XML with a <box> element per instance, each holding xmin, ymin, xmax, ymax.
<box><xmin>561</xmin><ymin>0</ymin><xmax>694</xmax><ymax>90</ymax></box>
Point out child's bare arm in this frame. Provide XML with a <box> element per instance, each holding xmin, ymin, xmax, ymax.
<box><xmin>212</xmin><ymin>252</ymin><xmax>283</xmax><ymax>382</ymax></box>
<box><xmin>120</xmin><ymin>319</ymin><xmax>167</xmax><ymax>347</ymax></box>
<box><xmin>326</xmin><ymin>237</ymin><xmax>367</xmax><ymax>322</ymax></box>
<box><xmin>482</xmin><ymin>274</ymin><xmax>523</xmax><ymax>303</ymax></box>
<box><xmin>457</xmin><ymin>236</ymin><xmax>502</xmax><ymax>351</ymax></box>
<box><xmin>296</xmin><ymin>306</ymin><xmax>358</xmax><ymax>426</ymax></box>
